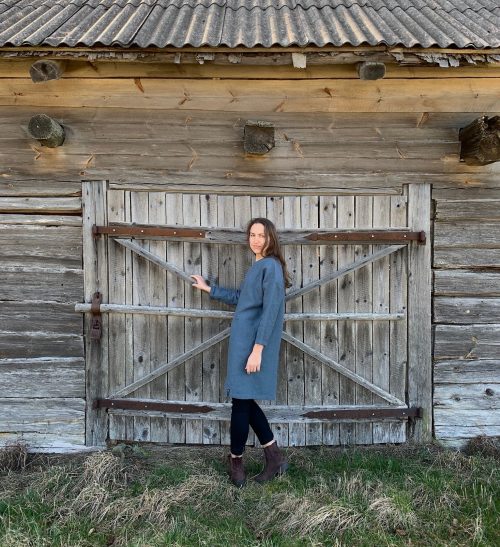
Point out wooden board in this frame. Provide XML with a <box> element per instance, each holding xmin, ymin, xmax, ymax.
<box><xmin>434</xmin><ymin>270</ymin><xmax>500</xmax><ymax>296</ymax></box>
<box><xmin>0</xmin><ymin>358</ymin><xmax>84</xmax><ymax>397</ymax></box>
<box><xmin>434</xmin><ymin>297</ymin><xmax>500</xmax><ymax>324</ymax></box>
<box><xmin>434</xmin><ymin>360</ymin><xmax>500</xmax><ymax>384</ymax></box>
<box><xmin>1</xmin><ymin>78</ymin><xmax>499</xmax><ymax>112</ymax></box>
<box><xmin>434</xmin><ymin>324</ymin><xmax>500</xmax><ymax>360</ymax></box>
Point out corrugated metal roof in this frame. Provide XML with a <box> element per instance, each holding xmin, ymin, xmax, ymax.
<box><xmin>0</xmin><ymin>1</ymin><xmax>498</xmax><ymax>49</ymax></box>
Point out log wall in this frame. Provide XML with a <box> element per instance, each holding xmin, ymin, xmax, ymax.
<box><xmin>1</xmin><ymin>58</ymin><xmax>499</xmax><ymax>449</ymax></box>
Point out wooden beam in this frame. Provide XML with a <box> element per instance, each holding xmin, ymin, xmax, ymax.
<box><xmin>286</xmin><ymin>245</ymin><xmax>404</xmax><ymax>301</ymax></box>
<box><xmin>111</xmin><ymin>327</ymin><xmax>230</xmax><ymax>398</ymax></box>
<box><xmin>114</xmin><ymin>238</ymin><xmax>193</xmax><ymax>285</ymax></box>
<box><xmin>282</xmin><ymin>332</ymin><xmax>405</xmax><ymax>406</ymax></box>
<box><xmin>27</xmin><ymin>114</ymin><xmax>65</xmax><ymax>147</ymax></box>
<box><xmin>75</xmin><ymin>302</ymin><xmax>404</xmax><ymax>321</ymax></box>
<box><xmin>459</xmin><ymin>116</ymin><xmax>500</xmax><ymax>165</ymax></box>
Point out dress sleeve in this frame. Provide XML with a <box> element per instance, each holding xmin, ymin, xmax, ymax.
<box><xmin>255</xmin><ymin>262</ymin><xmax>285</xmax><ymax>346</ymax></box>
<box><xmin>209</xmin><ymin>284</ymin><xmax>241</xmax><ymax>306</ymax></box>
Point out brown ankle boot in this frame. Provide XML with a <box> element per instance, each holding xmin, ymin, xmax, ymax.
<box><xmin>254</xmin><ymin>441</ymin><xmax>288</xmax><ymax>483</ymax></box>
<box><xmin>228</xmin><ymin>454</ymin><xmax>246</xmax><ymax>487</ymax></box>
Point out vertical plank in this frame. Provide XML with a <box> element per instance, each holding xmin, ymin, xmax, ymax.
<box><xmin>265</xmin><ymin>195</ymin><xmax>288</xmax><ymax>448</ymax></box>
<box><xmin>130</xmin><ymin>192</ymin><xmax>151</xmax><ymax>442</ymax></box>
<box><xmin>217</xmin><ymin>195</ymin><xmax>235</xmax><ymax>447</ymax></box>
<box><xmin>301</xmin><ymin>196</ymin><xmax>322</xmax><ymax>446</ymax></box>
<box><xmin>123</xmin><ymin>191</ymin><xmax>134</xmax><ymax>440</ymax></box>
<box><xmin>407</xmin><ymin>183</ymin><xmax>432</xmax><ymax>442</ymax></box>
<box><xmin>82</xmin><ymin>180</ymin><xmax>108</xmax><ymax>447</ymax></box>
<box><xmin>337</xmin><ymin>196</ymin><xmax>356</xmax><ymax>445</ymax></box>
<box><xmin>183</xmin><ymin>193</ymin><xmax>203</xmax><ymax>444</ymax></box>
<box><xmin>372</xmin><ymin>196</ymin><xmax>392</xmax><ymax>443</ymax></box>
<box><xmin>319</xmin><ymin>195</ymin><xmax>339</xmax><ymax>445</ymax></box>
<box><xmin>354</xmin><ymin>196</ymin><xmax>373</xmax><ymax>444</ymax></box>
<box><xmin>283</xmin><ymin>196</ymin><xmax>305</xmax><ymax>446</ymax></box>
<box><xmin>200</xmin><ymin>194</ymin><xmax>221</xmax><ymax>445</ymax></box>
<box><xmin>386</xmin><ymin>193</ymin><xmax>408</xmax><ymax>444</ymax></box>
<box><xmin>234</xmin><ymin>196</ymin><xmax>256</xmax><ymax>447</ymax></box>
<box><xmin>107</xmin><ymin>190</ymin><xmax>127</xmax><ymax>441</ymax></box>
<box><xmin>148</xmin><ymin>192</ymin><xmax>168</xmax><ymax>443</ymax></box>
<box><xmin>165</xmin><ymin>193</ymin><xmax>185</xmax><ymax>443</ymax></box>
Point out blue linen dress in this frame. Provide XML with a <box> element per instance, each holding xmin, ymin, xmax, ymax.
<box><xmin>210</xmin><ymin>256</ymin><xmax>285</xmax><ymax>400</ymax></box>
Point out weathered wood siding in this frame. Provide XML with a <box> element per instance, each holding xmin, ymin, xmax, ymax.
<box><xmin>0</xmin><ymin>184</ymin><xmax>85</xmax><ymax>451</ymax></box>
<box><xmin>433</xmin><ymin>199</ymin><xmax>500</xmax><ymax>447</ymax></box>
<box><xmin>0</xmin><ymin>59</ymin><xmax>499</xmax><ymax>449</ymax></box>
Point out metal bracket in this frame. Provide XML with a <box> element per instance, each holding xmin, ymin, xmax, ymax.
<box><xmin>90</xmin><ymin>291</ymin><xmax>102</xmax><ymax>340</ymax></box>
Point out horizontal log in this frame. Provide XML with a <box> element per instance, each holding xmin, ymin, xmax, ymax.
<box><xmin>0</xmin><ymin>397</ymin><xmax>85</xmax><ymax>434</ymax></box>
<box><xmin>1</xmin><ymin>78</ymin><xmax>499</xmax><ymax>112</ymax></box>
<box><xmin>0</xmin><ymin>357</ymin><xmax>84</xmax><ymax>397</ymax></box>
<box><xmin>0</xmin><ymin>266</ymin><xmax>83</xmax><ymax>302</ymax></box>
<box><xmin>434</xmin><ymin>360</ymin><xmax>500</xmax><ymax>384</ymax></box>
<box><xmin>434</xmin><ymin>297</ymin><xmax>500</xmax><ymax>324</ymax></box>
<box><xmin>434</xmin><ymin>270</ymin><xmax>500</xmax><ymax>297</ymax></box>
<box><xmin>434</xmin><ymin>324</ymin><xmax>500</xmax><ymax>360</ymax></box>
<box><xmin>0</xmin><ymin>197</ymin><xmax>81</xmax><ymax>213</ymax></box>
<box><xmin>434</xmin><ymin>408</ymin><xmax>500</xmax><ymax>426</ymax></box>
<box><xmin>0</xmin><ymin>214</ymin><xmax>82</xmax><ymax>226</ymax></box>
<box><xmin>75</xmin><ymin>303</ymin><xmax>403</xmax><ymax>321</ymax></box>
<box><xmin>435</xmin><ymin>199</ymin><xmax>500</xmax><ymax>220</ymax></box>
<box><xmin>0</xmin><ymin>301</ymin><xmax>82</xmax><ymax>333</ymax></box>
<box><xmin>0</xmin><ymin>225</ymin><xmax>82</xmax><ymax>268</ymax></box>
<box><xmin>434</xmin><ymin>248</ymin><xmax>500</xmax><ymax>268</ymax></box>
<box><xmin>434</xmin><ymin>383</ymin><xmax>500</xmax><ymax>410</ymax></box>
<box><xmin>0</xmin><ymin>179</ymin><xmax>81</xmax><ymax>197</ymax></box>
<box><xmin>0</xmin><ymin>331</ymin><xmax>84</xmax><ymax>359</ymax></box>
<box><xmin>435</xmin><ymin>425</ymin><xmax>500</xmax><ymax>439</ymax></box>
<box><xmin>0</xmin><ymin>434</ymin><xmax>87</xmax><ymax>452</ymax></box>
<box><xmin>434</xmin><ymin>222</ymin><xmax>500</xmax><ymax>248</ymax></box>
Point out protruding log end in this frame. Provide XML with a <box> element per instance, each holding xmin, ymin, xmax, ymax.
<box><xmin>28</xmin><ymin>114</ymin><xmax>65</xmax><ymax>147</ymax></box>
<box><xmin>357</xmin><ymin>61</ymin><xmax>386</xmax><ymax>80</ymax></box>
<box><xmin>459</xmin><ymin>116</ymin><xmax>500</xmax><ymax>166</ymax></box>
<box><xmin>244</xmin><ymin>120</ymin><xmax>275</xmax><ymax>155</ymax></box>
<box><xmin>30</xmin><ymin>60</ymin><xmax>66</xmax><ymax>82</ymax></box>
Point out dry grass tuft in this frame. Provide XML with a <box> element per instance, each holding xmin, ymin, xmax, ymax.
<box><xmin>256</xmin><ymin>491</ymin><xmax>362</xmax><ymax>538</ymax></box>
<box><xmin>0</xmin><ymin>442</ymin><xmax>28</xmax><ymax>473</ymax></box>
<box><xmin>369</xmin><ymin>495</ymin><xmax>417</xmax><ymax>530</ymax></box>
<box><xmin>463</xmin><ymin>436</ymin><xmax>500</xmax><ymax>459</ymax></box>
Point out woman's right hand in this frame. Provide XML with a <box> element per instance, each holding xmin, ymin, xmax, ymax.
<box><xmin>190</xmin><ymin>275</ymin><xmax>211</xmax><ymax>293</ymax></box>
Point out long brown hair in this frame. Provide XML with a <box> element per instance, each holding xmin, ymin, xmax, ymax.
<box><xmin>246</xmin><ymin>218</ymin><xmax>292</xmax><ymax>289</ymax></box>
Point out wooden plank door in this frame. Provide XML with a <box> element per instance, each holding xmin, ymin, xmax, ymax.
<box><xmin>82</xmin><ymin>184</ymin><xmax>431</xmax><ymax>447</ymax></box>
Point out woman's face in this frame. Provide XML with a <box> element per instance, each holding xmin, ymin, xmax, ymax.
<box><xmin>248</xmin><ymin>223</ymin><xmax>267</xmax><ymax>257</ymax></box>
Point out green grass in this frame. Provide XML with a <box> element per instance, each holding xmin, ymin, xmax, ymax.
<box><xmin>0</xmin><ymin>441</ymin><xmax>498</xmax><ymax>546</ymax></box>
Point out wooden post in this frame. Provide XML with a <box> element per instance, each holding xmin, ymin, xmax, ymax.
<box><xmin>82</xmin><ymin>180</ymin><xmax>109</xmax><ymax>447</ymax></box>
<box><xmin>407</xmin><ymin>183</ymin><xmax>432</xmax><ymax>442</ymax></box>
<box><xmin>30</xmin><ymin>59</ymin><xmax>66</xmax><ymax>82</ymax></box>
<box><xmin>28</xmin><ymin>114</ymin><xmax>65</xmax><ymax>147</ymax></box>
<box><xmin>459</xmin><ymin>116</ymin><xmax>500</xmax><ymax>165</ymax></box>
<box><xmin>244</xmin><ymin>121</ymin><xmax>275</xmax><ymax>154</ymax></box>
<box><xmin>357</xmin><ymin>61</ymin><xmax>386</xmax><ymax>80</ymax></box>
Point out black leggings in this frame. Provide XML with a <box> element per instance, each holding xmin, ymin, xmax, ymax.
<box><xmin>230</xmin><ymin>398</ymin><xmax>274</xmax><ymax>456</ymax></box>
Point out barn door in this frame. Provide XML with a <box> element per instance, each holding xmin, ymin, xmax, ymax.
<box><xmin>81</xmin><ymin>182</ymin><xmax>431</xmax><ymax>447</ymax></box>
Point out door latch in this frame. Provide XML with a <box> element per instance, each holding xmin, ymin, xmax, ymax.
<box><xmin>90</xmin><ymin>291</ymin><xmax>102</xmax><ymax>340</ymax></box>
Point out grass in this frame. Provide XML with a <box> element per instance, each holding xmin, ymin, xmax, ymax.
<box><xmin>0</xmin><ymin>439</ymin><xmax>498</xmax><ymax>547</ymax></box>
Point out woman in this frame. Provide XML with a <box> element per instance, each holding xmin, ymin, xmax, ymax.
<box><xmin>191</xmin><ymin>218</ymin><xmax>291</xmax><ymax>487</ymax></box>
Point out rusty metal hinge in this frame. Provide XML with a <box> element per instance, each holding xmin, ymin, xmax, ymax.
<box><xmin>90</xmin><ymin>291</ymin><xmax>102</xmax><ymax>340</ymax></box>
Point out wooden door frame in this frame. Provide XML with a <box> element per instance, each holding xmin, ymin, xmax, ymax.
<box><xmin>81</xmin><ymin>182</ymin><xmax>432</xmax><ymax>446</ymax></box>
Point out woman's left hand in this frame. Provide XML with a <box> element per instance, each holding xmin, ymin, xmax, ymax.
<box><xmin>245</xmin><ymin>344</ymin><xmax>263</xmax><ymax>374</ymax></box>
